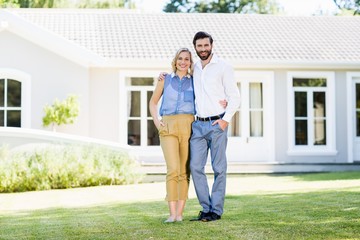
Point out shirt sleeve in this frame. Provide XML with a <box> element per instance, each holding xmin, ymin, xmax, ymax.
<box><xmin>222</xmin><ymin>64</ymin><xmax>241</xmax><ymax>123</ymax></box>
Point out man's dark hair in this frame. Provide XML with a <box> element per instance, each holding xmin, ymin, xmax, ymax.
<box><xmin>192</xmin><ymin>31</ymin><xmax>213</xmax><ymax>46</ymax></box>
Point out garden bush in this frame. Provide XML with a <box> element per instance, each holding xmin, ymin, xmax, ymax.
<box><xmin>0</xmin><ymin>144</ymin><xmax>143</xmax><ymax>193</ymax></box>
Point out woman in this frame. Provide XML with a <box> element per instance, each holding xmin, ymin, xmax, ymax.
<box><xmin>149</xmin><ymin>48</ymin><xmax>227</xmax><ymax>223</ymax></box>
<box><xmin>149</xmin><ymin>48</ymin><xmax>195</xmax><ymax>223</ymax></box>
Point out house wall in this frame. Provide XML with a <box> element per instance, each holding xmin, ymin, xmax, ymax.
<box><xmin>335</xmin><ymin>71</ymin><xmax>351</xmax><ymax>162</ymax></box>
<box><xmin>274</xmin><ymin>70</ymin><xmax>289</xmax><ymax>163</ymax></box>
<box><xmin>0</xmin><ymin>31</ymin><xmax>90</xmax><ymax>136</ymax></box>
<box><xmin>89</xmin><ymin>68</ymin><xmax>120</xmax><ymax>142</ymax></box>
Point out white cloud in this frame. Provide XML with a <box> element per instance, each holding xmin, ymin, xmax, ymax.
<box><xmin>277</xmin><ymin>0</ymin><xmax>338</xmax><ymax>15</ymax></box>
<box><xmin>134</xmin><ymin>0</ymin><xmax>168</xmax><ymax>13</ymax></box>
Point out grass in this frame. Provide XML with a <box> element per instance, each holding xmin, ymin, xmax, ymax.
<box><xmin>0</xmin><ymin>172</ymin><xmax>360</xmax><ymax>240</ymax></box>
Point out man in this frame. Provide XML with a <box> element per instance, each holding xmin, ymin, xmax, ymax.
<box><xmin>189</xmin><ymin>31</ymin><xmax>240</xmax><ymax>222</ymax></box>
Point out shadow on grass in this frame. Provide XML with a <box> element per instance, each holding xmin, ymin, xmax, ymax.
<box><xmin>1</xmin><ymin>190</ymin><xmax>359</xmax><ymax>240</ymax></box>
<box><xmin>292</xmin><ymin>171</ymin><xmax>360</xmax><ymax>181</ymax></box>
<box><xmin>142</xmin><ymin>172</ymin><xmax>360</xmax><ymax>184</ymax></box>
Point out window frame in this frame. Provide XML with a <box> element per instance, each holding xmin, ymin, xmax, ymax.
<box><xmin>346</xmin><ymin>72</ymin><xmax>360</xmax><ymax>163</ymax></box>
<box><xmin>287</xmin><ymin>71</ymin><xmax>337</xmax><ymax>156</ymax></box>
<box><xmin>126</xmin><ymin>85</ymin><xmax>157</xmax><ymax>147</ymax></box>
<box><xmin>0</xmin><ymin>68</ymin><xmax>31</xmax><ymax>128</ymax></box>
<box><xmin>119</xmin><ymin>70</ymin><xmax>161</xmax><ymax>147</ymax></box>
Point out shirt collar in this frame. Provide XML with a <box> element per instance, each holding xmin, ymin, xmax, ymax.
<box><xmin>195</xmin><ymin>53</ymin><xmax>218</xmax><ymax>68</ymax></box>
<box><xmin>171</xmin><ymin>72</ymin><xmax>191</xmax><ymax>79</ymax></box>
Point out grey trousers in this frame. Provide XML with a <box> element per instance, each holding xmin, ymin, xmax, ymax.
<box><xmin>190</xmin><ymin>120</ymin><xmax>228</xmax><ymax>216</ymax></box>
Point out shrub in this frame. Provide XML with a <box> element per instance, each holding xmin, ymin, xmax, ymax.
<box><xmin>0</xmin><ymin>144</ymin><xmax>143</xmax><ymax>193</ymax></box>
<box><xmin>42</xmin><ymin>95</ymin><xmax>80</xmax><ymax>131</ymax></box>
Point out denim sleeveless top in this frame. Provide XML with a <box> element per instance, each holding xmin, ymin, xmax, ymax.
<box><xmin>159</xmin><ymin>73</ymin><xmax>195</xmax><ymax>116</ymax></box>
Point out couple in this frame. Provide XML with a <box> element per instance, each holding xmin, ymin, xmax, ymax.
<box><xmin>149</xmin><ymin>31</ymin><xmax>241</xmax><ymax>223</ymax></box>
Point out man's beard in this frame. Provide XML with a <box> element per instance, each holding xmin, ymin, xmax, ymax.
<box><xmin>196</xmin><ymin>49</ymin><xmax>212</xmax><ymax>60</ymax></box>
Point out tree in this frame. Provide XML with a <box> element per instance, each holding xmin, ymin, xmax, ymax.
<box><xmin>163</xmin><ymin>0</ymin><xmax>280</xmax><ymax>14</ymax></box>
<box><xmin>0</xmin><ymin>0</ymin><xmax>57</xmax><ymax>7</ymax></box>
<box><xmin>42</xmin><ymin>95</ymin><xmax>80</xmax><ymax>132</ymax></box>
<box><xmin>333</xmin><ymin>0</ymin><xmax>360</xmax><ymax>15</ymax></box>
<box><xmin>0</xmin><ymin>0</ymin><xmax>134</xmax><ymax>8</ymax></box>
<box><xmin>163</xmin><ymin>0</ymin><xmax>190</xmax><ymax>12</ymax></box>
<box><xmin>0</xmin><ymin>0</ymin><xmax>17</xmax><ymax>7</ymax></box>
<box><xmin>75</xmin><ymin>0</ymin><xmax>134</xmax><ymax>9</ymax></box>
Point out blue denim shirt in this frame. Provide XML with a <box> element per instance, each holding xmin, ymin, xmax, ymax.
<box><xmin>159</xmin><ymin>73</ymin><xmax>195</xmax><ymax>116</ymax></box>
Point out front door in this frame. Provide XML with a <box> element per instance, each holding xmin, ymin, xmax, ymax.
<box><xmin>227</xmin><ymin>71</ymin><xmax>275</xmax><ymax>162</ymax></box>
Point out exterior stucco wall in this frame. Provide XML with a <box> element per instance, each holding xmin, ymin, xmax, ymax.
<box><xmin>274</xmin><ymin>70</ymin><xmax>289</xmax><ymax>163</ymax></box>
<box><xmin>89</xmin><ymin>68</ymin><xmax>120</xmax><ymax>142</ymax></box>
<box><xmin>334</xmin><ymin>71</ymin><xmax>351</xmax><ymax>162</ymax></box>
<box><xmin>0</xmin><ymin>31</ymin><xmax>90</xmax><ymax>136</ymax></box>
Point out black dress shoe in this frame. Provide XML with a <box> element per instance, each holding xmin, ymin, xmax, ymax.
<box><xmin>202</xmin><ymin>212</ymin><xmax>221</xmax><ymax>222</ymax></box>
<box><xmin>190</xmin><ymin>211</ymin><xmax>209</xmax><ymax>221</ymax></box>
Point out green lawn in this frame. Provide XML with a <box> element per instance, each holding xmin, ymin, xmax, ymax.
<box><xmin>0</xmin><ymin>172</ymin><xmax>360</xmax><ymax>240</ymax></box>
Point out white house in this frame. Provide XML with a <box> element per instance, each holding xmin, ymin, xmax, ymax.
<box><xmin>1</xmin><ymin>9</ymin><xmax>360</xmax><ymax>172</ymax></box>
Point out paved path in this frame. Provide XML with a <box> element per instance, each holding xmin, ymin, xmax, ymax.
<box><xmin>1</xmin><ymin>175</ymin><xmax>359</xmax><ymax>213</ymax></box>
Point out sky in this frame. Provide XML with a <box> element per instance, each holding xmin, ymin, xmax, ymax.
<box><xmin>134</xmin><ymin>0</ymin><xmax>339</xmax><ymax>15</ymax></box>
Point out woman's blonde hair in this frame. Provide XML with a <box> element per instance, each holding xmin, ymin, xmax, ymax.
<box><xmin>171</xmin><ymin>48</ymin><xmax>194</xmax><ymax>75</ymax></box>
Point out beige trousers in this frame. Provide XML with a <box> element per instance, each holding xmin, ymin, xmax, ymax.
<box><xmin>159</xmin><ymin>114</ymin><xmax>194</xmax><ymax>201</ymax></box>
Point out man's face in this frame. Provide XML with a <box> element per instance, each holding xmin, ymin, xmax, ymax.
<box><xmin>195</xmin><ymin>38</ymin><xmax>212</xmax><ymax>60</ymax></box>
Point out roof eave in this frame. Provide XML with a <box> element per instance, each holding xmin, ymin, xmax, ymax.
<box><xmin>229</xmin><ymin>60</ymin><xmax>360</xmax><ymax>70</ymax></box>
<box><xmin>94</xmin><ymin>58</ymin><xmax>360</xmax><ymax>70</ymax></box>
<box><xmin>96</xmin><ymin>58</ymin><xmax>172</xmax><ymax>69</ymax></box>
<box><xmin>0</xmin><ymin>10</ymin><xmax>106</xmax><ymax>68</ymax></box>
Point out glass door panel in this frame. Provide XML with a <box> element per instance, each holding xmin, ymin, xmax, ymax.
<box><xmin>228</xmin><ymin>82</ymin><xmax>241</xmax><ymax>137</ymax></box>
<box><xmin>0</xmin><ymin>79</ymin><xmax>4</xmax><ymax>107</ymax></box>
<box><xmin>128</xmin><ymin>120</ymin><xmax>140</xmax><ymax>145</ymax></box>
<box><xmin>249</xmin><ymin>83</ymin><xmax>263</xmax><ymax>137</ymax></box>
<box><xmin>313</xmin><ymin>92</ymin><xmax>326</xmax><ymax>145</ymax></box>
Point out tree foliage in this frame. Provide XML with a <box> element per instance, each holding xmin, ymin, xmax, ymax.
<box><xmin>42</xmin><ymin>95</ymin><xmax>80</xmax><ymax>131</ymax></box>
<box><xmin>333</xmin><ymin>0</ymin><xmax>360</xmax><ymax>15</ymax></box>
<box><xmin>0</xmin><ymin>0</ymin><xmax>134</xmax><ymax>8</ymax></box>
<box><xmin>163</xmin><ymin>0</ymin><xmax>280</xmax><ymax>14</ymax></box>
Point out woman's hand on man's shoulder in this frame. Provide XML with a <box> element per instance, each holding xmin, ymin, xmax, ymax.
<box><xmin>158</xmin><ymin>72</ymin><xmax>167</xmax><ymax>81</ymax></box>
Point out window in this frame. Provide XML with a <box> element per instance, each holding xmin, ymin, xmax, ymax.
<box><xmin>346</xmin><ymin>73</ymin><xmax>360</xmax><ymax>162</ymax></box>
<box><xmin>293</xmin><ymin>78</ymin><xmax>326</xmax><ymax>145</ymax></box>
<box><xmin>356</xmin><ymin>82</ymin><xmax>360</xmax><ymax>137</ymax></box>
<box><xmin>0</xmin><ymin>78</ymin><xmax>22</xmax><ymax>127</ymax></box>
<box><xmin>228</xmin><ymin>82</ymin><xmax>241</xmax><ymax>136</ymax></box>
<box><xmin>228</xmin><ymin>81</ymin><xmax>264</xmax><ymax>138</ymax></box>
<box><xmin>288</xmin><ymin>72</ymin><xmax>336</xmax><ymax>155</ymax></box>
<box><xmin>126</xmin><ymin>77</ymin><xmax>159</xmax><ymax>146</ymax></box>
<box><xmin>249</xmin><ymin>82</ymin><xmax>263</xmax><ymax>137</ymax></box>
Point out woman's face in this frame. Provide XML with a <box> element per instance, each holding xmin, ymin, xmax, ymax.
<box><xmin>176</xmin><ymin>51</ymin><xmax>191</xmax><ymax>72</ymax></box>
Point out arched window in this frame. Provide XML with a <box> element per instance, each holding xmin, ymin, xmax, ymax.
<box><xmin>0</xmin><ymin>69</ymin><xmax>30</xmax><ymax>128</ymax></box>
<box><xmin>0</xmin><ymin>78</ymin><xmax>22</xmax><ymax>127</ymax></box>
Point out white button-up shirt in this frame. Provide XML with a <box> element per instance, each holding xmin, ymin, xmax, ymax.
<box><xmin>193</xmin><ymin>54</ymin><xmax>241</xmax><ymax>123</ymax></box>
